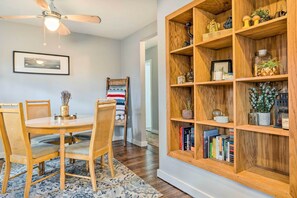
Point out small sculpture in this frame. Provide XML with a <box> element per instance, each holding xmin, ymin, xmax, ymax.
<box><xmin>183</xmin><ymin>22</ymin><xmax>193</xmax><ymax>47</ymax></box>
<box><xmin>223</xmin><ymin>16</ymin><xmax>232</xmax><ymax>29</ymax></box>
<box><xmin>252</xmin><ymin>15</ymin><xmax>260</xmax><ymax>25</ymax></box>
<box><xmin>243</xmin><ymin>16</ymin><xmax>251</xmax><ymax>28</ymax></box>
<box><xmin>186</xmin><ymin>68</ymin><xmax>194</xmax><ymax>82</ymax></box>
<box><xmin>207</xmin><ymin>19</ymin><xmax>220</xmax><ymax>33</ymax></box>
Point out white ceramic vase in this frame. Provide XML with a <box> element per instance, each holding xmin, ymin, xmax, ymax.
<box><xmin>258</xmin><ymin>112</ymin><xmax>271</xmax><ymax>126</ymax></box>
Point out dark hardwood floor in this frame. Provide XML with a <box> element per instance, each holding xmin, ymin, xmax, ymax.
<box><xmin>113</xmin><ymin>140</ymin><xmax>192</xmax><ymax>197</ymax></box>
<box><xmin>0</xmin><ymin>141</ymin><xmax>191</xmax><ymax>197</ymax></box>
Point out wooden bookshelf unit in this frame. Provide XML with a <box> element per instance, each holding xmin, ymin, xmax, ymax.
<box><xmin>166</xmin><ymin>0</ymin><xmax>297</xmax><ymax>197</ymax></box>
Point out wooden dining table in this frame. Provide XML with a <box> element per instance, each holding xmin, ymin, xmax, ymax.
<box><xmin>25</xmin><ymin>115</ymin><xmax>93</xmax><ymax>190</ymax></box>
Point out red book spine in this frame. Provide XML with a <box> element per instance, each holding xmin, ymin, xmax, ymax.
<box><xmin>179</xmin><ymin>127</ymin><xmax>182</xmax><ymax>150</ymax></box>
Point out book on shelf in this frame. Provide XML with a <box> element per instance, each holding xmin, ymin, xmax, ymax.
<box><xmin>179</xmin><ymin>126</ymin><xmax>195</xmax><ymax>151</ymax></box>
<box><xmin>203</xmin><ymin>129</ymin><xmax>219</xmax><ymax>158</ymax></box>
<box><xmin>204</xmin><ymin>129</ymin><xmax>234</xmax><ymax>163</ymax></box>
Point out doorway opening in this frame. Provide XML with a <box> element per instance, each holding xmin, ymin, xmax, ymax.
<box><xmin>143</xmin><ymin>35</ymin><xmax>159</xmax><ymax>147</ymax></box>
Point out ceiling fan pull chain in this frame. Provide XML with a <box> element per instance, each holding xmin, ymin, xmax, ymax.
<box><xmin>43</xmin><ymin>24</ymin><xmax>47</xmax><ymax>46</ymax></box>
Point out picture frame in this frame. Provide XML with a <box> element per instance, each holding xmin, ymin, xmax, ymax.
<box><xmin>13</xmin><ymin>51</ymin><xmax>70</xmax><ymax>75</ymax></box>
<box><xmin>210</xmin><ymin>59</ymin><xmax>232</xmax><ymax>81</ymax></box>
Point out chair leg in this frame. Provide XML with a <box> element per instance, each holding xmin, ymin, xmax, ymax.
<box><xmin>86</xmin><ymin>161</ymin><xmax>89</xmax><ymax>171</ymax></box>
<box><xmin>24</xmin><ymin>163</ymin><xmax>33</xmax><ymax>198</ymax></box>
<box><xmin>100</xmin><ymin>155</ymin><xmax>105</xmax><ymax>168</ymax></box>
<box><xmin>89</xmin><ymin>160</ymin><xmax>97</xmax><ymax>191</ymax></box>
<box><xmin>1</xmin><ymin>160</ymin><xmax>11</xmax><ymax>194</ymax></box>
<box><xmin>123</xmin><ymin>123</ymin><xmax>127</xmax><ymax>147</ymax></box>
<box><xmin>38</xmin><ymin>162</ymin><xmax>45</xmax><ymax>176</ymax></box>
<box><xmin>108</xmin><ymin>151</ymin><xmax>115</xmax><ymax>178</ymax></box>
<box><xmin>69</xmin><ymin>133</ymin><xmax>75</xmax><ymax>164</ymax></box>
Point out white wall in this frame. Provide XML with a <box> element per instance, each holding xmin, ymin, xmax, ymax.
<box><xmin>120</xmin><ymin>22</ymin><xmax>157</xmax><ymax>146</ymax></box>
<box><xmin>145</xmin><ymin>46</ymin><xmax>159</xmax><ymax>132</ymax></box>
<box><xmin>156</xmin><ymin>1</ymin><xmax>272</xmax><ymax>197</ymax></box>
<box><xmin>0</xmin><ymin>21</ymin><xmax>123</xmax><ymax>155</ymax></box>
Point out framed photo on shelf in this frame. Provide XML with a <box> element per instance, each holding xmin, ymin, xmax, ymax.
<box><xmin>13</xmin><ymin>51</ymin><xmax>70</xmax><ymax>75</ymax></box>
<box><xmin>210</xmin><ymin>59</ymin><xmax>232</xmax><ymax>81</ymax></box>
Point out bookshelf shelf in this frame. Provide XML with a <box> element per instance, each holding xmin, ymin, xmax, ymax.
<box><xmin>169</xmin><ymin>150</ymin><xmax>194</xmax><ymax>160</ymax></box>
<box><xmin>170</xmin><ymin>8</ymin><xmax>193</xmax><ymax>24</ymax></box>
<box><xmin>166</xmin><ymin>0</ymin><xmax>296</xmax><ymax>197</ymax></box>
<box><xmin>235</xmin><ymin>16</ymin><xmax>287</xmax><ymax>40</ymax></box>
<box><xmin>237</xmin><ymin>167</ymin><xmax>290</xmax><ymax>198</ymax></box>
<box><xmin>236</xmin><ymin>74</ymin><xmax>288</xmax><ymax>83</ymax></box>
<box><xmin>197</xmin><ymin>120</ymin><xmax>234</xmax><ymax>129</ymax></box>
<box><xmin>171</xmin><ymin>118</ymin><xmax>195</xmax><ymax>124</ymax></box>
<box><xmin>195</xmin><ymin>0</ymin><xmax>232</xmax><ymax>15</ymax></box>
<box><xmin>205</xmin><ymin>158</ymin><xmax>234</xmax><ymax>167</ymax></box>
<box><xmin>171</xmin><ymin>83</ymin><xmax>194</xmax><ymax>87</ymax></box>
<box><xmin>170</xmin><ymin>45</ymin><xmax>193</xmax><ymax>56</ymax></box>
<box><xmin>237</xmin><ymin>125</ymin><xmax>289</xmax><ymax>137</ymax></box>
<box><xmin>196</xmin><ymin>33</ymin><xmax>232</xmax><ymax>50</ymax></box>
<box><xmin>196</xmin><ymin>80</ymin><xmax>233</xmax><ymax>86</ymax></box>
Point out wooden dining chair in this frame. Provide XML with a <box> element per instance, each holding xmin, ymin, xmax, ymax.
<box><xmin>0</xmin><ymin>103</ymin><xmax>59</xmax><ymax>198</ymax></box>
<box><xmin>64</xmin><ymin>99</ymin><xmax>116</xmax><ymax>191</ymax></box>
<box><xmin>25</xmin><ymin>100</ymin><xmax>73</xmax><ymax>145</ymax></box>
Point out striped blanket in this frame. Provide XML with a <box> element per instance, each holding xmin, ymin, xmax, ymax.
<box><xmin>107</xmin><ymin>87</ymin><xmax>126</xmax><ymax>120</ymax></box>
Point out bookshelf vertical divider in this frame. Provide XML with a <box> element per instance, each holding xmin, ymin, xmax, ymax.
<box><xmin>166</xmin><ymin>0</ymin><xmax>296</xmax><ymax>197</ymax></box>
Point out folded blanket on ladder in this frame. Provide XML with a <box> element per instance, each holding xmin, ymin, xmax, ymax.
<box><xmin>107</xmin><ymin>88</ymin><xmax>126</xmax><ymax>120</ymax></box>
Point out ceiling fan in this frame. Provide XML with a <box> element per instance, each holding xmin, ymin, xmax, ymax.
<box><xmin>0</xmin><ymin>0</ymin><xmax>101</xmax><ymax>36</ymax></box>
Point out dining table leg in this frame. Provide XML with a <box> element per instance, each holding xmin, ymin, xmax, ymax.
<box><xmin>60</xmin><ymin>132</ymin><xmax>65</xmax><ymax>190</ymax></box>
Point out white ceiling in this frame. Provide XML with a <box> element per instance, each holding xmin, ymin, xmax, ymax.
<box><xmin>0</xmin><ymin>0</ymin><xmax>157</xmax><ymax>40</ymax></box>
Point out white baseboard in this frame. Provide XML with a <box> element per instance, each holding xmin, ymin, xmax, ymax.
<box><xmin>112</xmin><ymin>135</ymin><xmax>123</xmax><ymax>141</ymax></box>
<box><xmin>157</xmin><ymin>169</ymin><xmax>212</xmax><ymax>198</ymax></box>
<box><xmin>127</xmin><ymin>137</ymin><xmax>148</xmax><ymax>147</ymax></box>
<box><xmin>113</xmin><ymin>135</ymin><xmax>147</xmax><ymax>147</ymax></box>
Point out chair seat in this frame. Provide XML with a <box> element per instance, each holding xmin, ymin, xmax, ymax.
<box><xmin>32</xmin><ymin>143</ymin><xmax>59</xmax><ymax>159</ymax></box>
<box><xmin>65</xmin><ymin>141</ymin><xmax>90</xmax><ymax>155</ymax></box>
<box><xmin>31</xmin><ymin>134</ymin><xmax>72</xmax><ymax>145</ymax></box>
<box><xmin>73</xmin><ymin>131</ymin><xmax>92</xmax><ymax>140</ymax></box>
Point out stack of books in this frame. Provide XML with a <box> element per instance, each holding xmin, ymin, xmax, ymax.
<box><xmin>179</xmin><ymin>126</ymin><xmax>194</xmax><ymax>151</ymax></box>
<box><xmin>203</xmin><ymin>128</ymin><xmax>234</xmax><ymax>163</ymax></box>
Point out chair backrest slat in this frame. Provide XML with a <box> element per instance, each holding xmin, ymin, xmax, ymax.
<box><xmin>25</xmin><ymin>100</ymin><xmax>51</xmax><ymax>138</ymax></box>
<box><xmin>25</xmin><ymin>100</ymin><xmax>51</xmax><ymax>120</ymax></box>
<box><xmin>90</xmin><ymin>100</ymin><xmax>116</xmax><ymax>154</ymax></box>
<box><xmin>0</xmin><ymin>103</ymin><xmax>31</xmax><ymax>158</ymax></box>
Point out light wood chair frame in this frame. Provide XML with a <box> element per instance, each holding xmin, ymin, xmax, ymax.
<box><xmin>64</xmin><ymin>99</ymin><xmax>116</xmax><ymax>191</ymax></box>
<box><xmin>0</xmin><ymin>103</ymin><xmax>59</xmax><ymax>198</ymax></box>
<box><xmin>106</xmin><ymin>77</ymin><xmax>129</xmax><ymax>146</ymax></box>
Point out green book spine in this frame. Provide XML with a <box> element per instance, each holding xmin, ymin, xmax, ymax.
<box><xmin>209</xmin><ymin>142</ymin><xmax>213</xmax><ymax>158</ymax></box>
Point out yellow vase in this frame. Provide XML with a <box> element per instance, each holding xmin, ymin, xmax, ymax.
<box><xmin>60</xmin><ymin>105</ymin><xmax>69</xmax><ymax>117</ymax></box>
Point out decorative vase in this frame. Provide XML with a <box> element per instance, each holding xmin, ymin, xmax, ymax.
<box><xmin>182</xmin><ymin>110</ymin><xmax>193</xmax><ymax>119</ymax></box>
<box><xmin>60</xmin><ymin>105</ymin><xmax>69</xmax><ymax>117</ymax></box>
<box><xmin>258</xmin><ymin>112</ymin><xmax>271</xmax><ymax>126</ymax></box>
<box><xmin>248</xmin><ymin>109</ymin><xmax>259</xmax><ymax>125</ymax></box>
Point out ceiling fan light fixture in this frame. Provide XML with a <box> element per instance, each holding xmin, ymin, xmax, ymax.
<box><xmin>44</xmin><ymin>16</ymin><xmax>60</xmax><ymax>31</ymax></box>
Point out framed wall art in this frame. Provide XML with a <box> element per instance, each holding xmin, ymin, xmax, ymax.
<box><xmin>13</xmin><ymin>51</ymin><xmax>70</xmax><ymax>75</ymax></box>
<box><xmin>210</xmin><ymin>59</ymin><xmax>232</xmax><ymax>81</ymax></box>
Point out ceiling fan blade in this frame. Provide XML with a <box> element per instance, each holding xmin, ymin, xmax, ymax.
<box><xmin>62</xmin><ymin>15</ymin><xmax>101</xmax><ymax>23</ymax></box>
<box><xmin>35</xmin><ymin>0</ymin><xmax>50</xmax><ymax>10</ymax></box>
<box><xmin>58</xmin><ymin>23</ymin><xmax>71</xmax><ymax>36</ymax></box>
<box><xmin>0</xmin><ymin>15</ymin><xmax>41</xmax><ymax>19</ymax></box>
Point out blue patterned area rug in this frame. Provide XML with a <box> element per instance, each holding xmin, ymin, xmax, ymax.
<box><xmin>0</xmin><ymin>158</ymin><xmax>163</xmax><ymax>198</ymax></box>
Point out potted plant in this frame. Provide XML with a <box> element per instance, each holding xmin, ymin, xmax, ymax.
<box><xmin>256</xmin><ymin>58</ymin><xmax>280</xmax><ymax>76</ymax></box>
<box><xmin>249</xmin><ymin>82</ymin><xmax>278</xmax><ymax>126</ymax></box>
<box><xmin>251</xmin><ymin>9</ymin><xmax>271</xmax><ymax>23</ymax></box>
<box><xmin>182</xmin><ymin>98</ymin><xmax>193</xmax><ymax>119</ymax></box>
